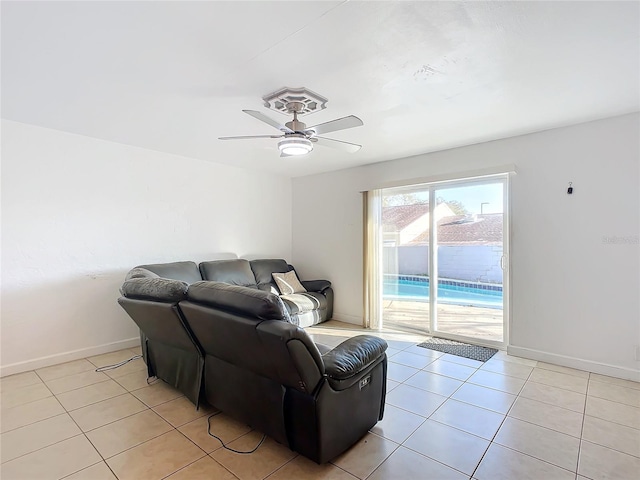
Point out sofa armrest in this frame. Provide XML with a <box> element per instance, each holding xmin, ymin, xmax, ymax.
<box><xmin>322</xmin><ymin>335</ymin><xmax>387</xmax><ymax>390</ymax></box>
<box><xmin>300</xmin><ymin>279</ymin><xmax>332</xmax><ymax>293</ymax></box>
<box><xmin>120</xmin><ymin>277</ymin><xmax>188</xmax><ymax>302</ymax></box>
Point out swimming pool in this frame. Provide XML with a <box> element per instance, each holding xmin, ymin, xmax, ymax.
<box><xmin>383</xmin><ymin>276</ymin><xmax>503</xmax><ymax>309</ymax></box>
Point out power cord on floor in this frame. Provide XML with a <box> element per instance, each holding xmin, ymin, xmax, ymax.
<box><xmin>94</xmin><ymin>354</ymin><xmax>159</xmax><ymax>385</ymax></box>
<box><xmin>94</xmin><ymin>356</ymin><xmax>264</xmax><ymax>454</ymax></box>
<box><xmin>207</xmin><ymin>412</ymin><xmax>266</xmax><ymax>454</ymax></box>
<box><xmin>94</xmin><ymin>354</ymin><xmax>142</xmax><ymax>372</ymax></box>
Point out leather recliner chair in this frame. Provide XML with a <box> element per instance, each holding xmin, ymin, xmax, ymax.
<box><xmin>180</xmin><ymin>281</ymin><xmax>388</xmax><ymax>464</ymax></box>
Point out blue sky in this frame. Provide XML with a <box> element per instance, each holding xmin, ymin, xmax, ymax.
<box><xmin>436</xmin><ymin>183</ymin><xmax>503</xmax><ymax>214</ymax></box>
<box><xmin>385</xmin><ymin>181</ymin><xmax>504</xmax><ymax>214</ymax></box>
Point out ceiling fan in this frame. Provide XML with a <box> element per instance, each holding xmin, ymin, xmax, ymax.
<box><xmin>219</xmin><ymin>87</ymin><xmax>363</xmax><ymax>157</ymax></box>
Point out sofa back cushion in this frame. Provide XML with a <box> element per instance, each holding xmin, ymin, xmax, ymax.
<box><xmin>187</xmin><ymin>281</ymin><xmax>290</xmax><ymax>322</ymax></box>
<box><xmin>199</xmin><ymin>259</ymin><xmax>257</xmax><ymax>288</ymax></box>
<box><xmin>137</xmin><ymin>261</ymin><xmax>203</xmax><ymax>284</ymax></box>
<box><xmin>250</xmin><ymin>259</ymin><xmax>293</xmax><ymax>292</ymax></box>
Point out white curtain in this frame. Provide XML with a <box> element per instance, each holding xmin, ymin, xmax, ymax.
<box><xmin>363</xmin><ymin>189</ymin><xmax>383</xmax><ymax>329</ymax></box>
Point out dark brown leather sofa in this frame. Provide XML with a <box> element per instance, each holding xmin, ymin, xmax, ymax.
<box><xmin>118</xmin><ymin>259</ymin><xmax>388</xmax><ymax>463</ymax></box>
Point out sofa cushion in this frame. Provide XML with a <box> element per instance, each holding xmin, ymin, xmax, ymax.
<box><xmin>272</xmin><ymin>271</ymin><xmax>307</xmax><ymax>295</ymax></box>
<box><xmin>250</xmin><ymin>259</ymin><xmax>292</xmax><ymax>292</ymax></box>
<box><xmin>280</xmin><ymin>292</ymin><xmax>326</xmax><ymax>314</ymax></box>
<box><xmin>137</xmin><ymin>261</ymin><xmax>202</xmax><ymax>284</ymax></box>
<box><xmin>281</xmin><ymin>292</ymin><xmax>328</xmax><ymax>328</ymax></box>
<box><xmin>121</xmin><ymin>277</ymin><xmax>188</xmax><ymax>302</ymax></box>
<box><xmin>187</xmin><ymin>281</ymin><xmax>290</xmax><ymax>322</ymax></box>
<box><xmin>199</xmin><ymin>259</ymin><xmax>257</xmax><ymax>288</ymax></box>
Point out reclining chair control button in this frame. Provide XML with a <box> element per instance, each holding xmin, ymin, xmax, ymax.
<box><xmin>359</xmin><ymin>375</ymin><xmax>371</xmax><ymax>390</ymax></box>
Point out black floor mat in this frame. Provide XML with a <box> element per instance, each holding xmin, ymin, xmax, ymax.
<box><xmin>417</xmin><ymin>337</ymin><xmax>498</xmax><ymax>362</ymax></box>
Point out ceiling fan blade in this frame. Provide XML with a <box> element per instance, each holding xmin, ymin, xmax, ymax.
<box><xmin>305</xmin><ymin>115</ymin><xmax>363</xmax><ymax>136</ymax></box>
<box><xmin>313</xmin><ymin>136</ymin><xmax>362</xmax><ymax>153</ymax></box>
<box><xmin>219</xmin><ymin>134</ymin><xmax>283</xmax><ymax>140</ymax></box>
<box><xmin>243</xmin><ymin>110</ymin><xmax>294</xmax><ymax>133</ymax></box>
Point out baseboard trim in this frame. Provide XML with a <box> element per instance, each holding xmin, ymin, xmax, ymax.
<box><xmin>331</xmin><ymin>312</ymin><xmax>363</xmax><ymax>326</ymax></box>
<box><xmin>0</xmin><ymin>337</ymin><xmax>141</xmax><ymax>378</ymax></box>
<box><xmin>507</xmin><ymin>345</ymin><xmax>640</xmax><ymax>382</ymax></box>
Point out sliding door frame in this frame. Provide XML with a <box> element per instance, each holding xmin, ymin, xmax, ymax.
<box><xmin>380</xmin><ymin>173</ymin><xmax>510</xmax><ymax>349</ymax></box>
<box><xmin>428</xmin><ymin>175</ymin><xmax>509</xmax><ymax>350</ymax></box>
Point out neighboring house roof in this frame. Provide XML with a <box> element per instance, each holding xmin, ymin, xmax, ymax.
<box><xmin>383</xmin><ymin>204</ymin><xmax>503</xmax><ymax>245</ymax></box>
<box><xmin>382</xmin><ymin>203</ymin><xmax>428</xmax><ymax>232</ymax></box>
<box><xmin>410</xmin><ymin>213</ymin><xmax>503</xmax><ymax>245</ymax></box>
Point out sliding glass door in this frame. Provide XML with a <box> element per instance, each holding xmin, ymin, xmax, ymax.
<box><xmin>432</xmin><ymin>180</ymin><xmax>506</xmax><ymax>344</ymax></box>
<box><xmin>379</xmin><ymin>175</ymin><xmax>508</xmax><ymax>347</ymax></box>
<box><xmin>381</xmin><ymin>186</ymin><xmax>430</xmax><ymax>332</ymax></box>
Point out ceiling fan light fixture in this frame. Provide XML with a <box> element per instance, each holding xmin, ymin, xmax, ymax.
<box><xmin>278</xmin><ymin>136</ymin><xmax>313</xmax><ymax>156</ymax></box>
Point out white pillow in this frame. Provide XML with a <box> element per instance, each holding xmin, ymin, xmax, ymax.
<box><xmin>272</xmin><ymin>270</ymin><xmax>307</xmax><ymax>295</ymax></box>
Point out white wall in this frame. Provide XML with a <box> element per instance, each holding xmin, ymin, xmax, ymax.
<box><xmin>388</xmin><ymin>245</ymin><xmax>504</xmax><ymax>283</ymax></box>
<box><xmin>439</xmin><ymin>245</ymin><xmax>504</xmax><ymax>283</ymax></box>
<box><xmin>292</xmin><ymin>113</ymin><xmax>640</xmax><ymax>379</ymax></box>
<box><xmin>1</xmin><ymin>120</ymin><xmax>292</xmax><ymax>375</ymax></box>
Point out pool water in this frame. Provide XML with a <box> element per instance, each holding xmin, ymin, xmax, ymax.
<box><xmin>383</xmin><ymin>277</ymin><xmax>503</xmax><ymax>309</ymax></box>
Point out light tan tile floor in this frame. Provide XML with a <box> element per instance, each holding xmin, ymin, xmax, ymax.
<box><xmin>1</xmin><ymin>324</ymin><xmax>640</xmax><ymax>479</ymax></box>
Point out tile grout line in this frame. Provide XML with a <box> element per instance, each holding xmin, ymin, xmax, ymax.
<box><xmin>0</xmin><ymin>398</ymin><xmax>66</xmax><ymax>435</ymax></box>
<box><xmin>49</xmin><ymin>369</ymin><xmax>118</xmax><ymax>478</ymax></box>
<box><xmin>389</xmin><ymin>345</ymin><xmax>490</xmax><ymax>477</ymax></box>
<box><xmin>38</xmin><ymin>362</ymin><xmax>147</xmax><ymax>397</ymax></box>
<box><xmin>579</xmin><ymin>383</ymin><xmax>640</xmax><ymax>460</ymax></box>
<box><xmin>47</xmin><ymin>361</ymin><xmax>188</xmax><ymax>471</ymax></box>
<box><xmin>517</xmin><ymin>382</ymin><xmax>587</xmax><ymax>413</ymax></box>
<box><xmin>574</xmin><ymin>373</ymin><xmax>591</xmax><ymax>478</ymax></box>
<box><xmin>1</xmin><ymin>430</ymin><xmax>97</xmax><ymax>478</ymax></box>
<box><xmin>154</xmin><ymin>428</ymin><xmax>210</xmax><ymax>480</ymax></box>
<box><xmin>259</xmin><ymin>453</ymin><xmax>299</xmax><ymax>479</ymax></box>
<box><xmin>93</xmin><ymin>405</ymin><xmax>243</xmax><ymax>478</ymax></box>
<box><xmin>525</xmin><ymin>378</ymin><xmax>589</xmax><ymax>396</ymax></box>
<box><xmin>57</xmin><ymin>458</ymin><xmax>112</xmax><ymax>480</ymax></box>
<box><xmin>52</xmin><ymin>358</ymin><xmax>213</xmax><ymax>479</ymax></box>
<box><xmin>469</xmin><ymin>360</ymin><xmax>535</xmax><ymax>479</ymax></box>
<box><xmin>486</xmin><ymin>365</ymin><xmax>595</xmax><ymax>475</ymax></box>
<box><xmin>500</xmin><ymin>413</ymin><xmax>583</xmax><ymax>440</ymax></box>
<box><xmin>396</xmin><ymin>442</ymin><xmax>474</xmax><ymax>479</ymax></box>
<box><xmin>224</xmin><ymin>428</ymin><xmax>301</xmax><ymax>480</ymax></box>
<box><xmin>0</xmin><ymin>417</ymin><xmax>84</xmax><ymax>466</ymax></box>
<box><xmin>486</xmin><ymin>442</ymin><xmax>579</xmax><ymax>477</ymax></box>
<box><xmin>496</xmin><ymin>368</ymin><xmax>584</xmax><ymax>474</ymax></box>
<box><xmin>399</xmin><ymin>349</ymin><xmax>491</xmax><ymax>479</ymax></box>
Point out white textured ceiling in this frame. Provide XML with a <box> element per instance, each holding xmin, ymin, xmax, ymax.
<box><xmin>2</xmin><ymin>1</ymin><xmax>639</xmax><ymax>177</ymax></box>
